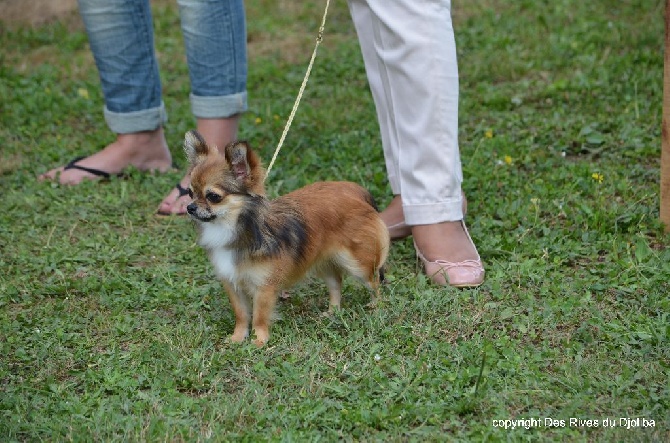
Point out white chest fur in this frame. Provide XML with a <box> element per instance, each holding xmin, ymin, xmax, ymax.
<box><xmin>209</xmin><ymin>247</ymin><xmax>238</xmax><ymax>281</ymax></box>
<box><xmin>198</xmin><ymin>222</ymin><xmax>273</xmax><ymax>289</ymax></box>
<box><xmin>198</xmin><ymin>222</ymin><xmax>235</xmax><ymax>250</ymax></box>
<box><xmin>198</xmin><ymin>223</ymin><xmax>237</xmax><ymax>281</ymax></box>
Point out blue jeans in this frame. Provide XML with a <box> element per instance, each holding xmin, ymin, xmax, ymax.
<box><xmin>78</xmin><ymin>0</ymin><xmax>248</xmax><ymax>134</ymax></box>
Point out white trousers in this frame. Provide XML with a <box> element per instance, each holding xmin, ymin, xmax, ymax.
<box><xmin>347</xmin><ymin>0</ymin><xmax>464</xmax><ymax>225</ymax></box>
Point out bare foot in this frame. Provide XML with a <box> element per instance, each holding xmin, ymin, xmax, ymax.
<box><xmin>39</xmin><ymin>128</ymin><xmax>172</xmax><ymax>185</ymax></box>
<box><xmin>157</xmin><ymin>117</ymin><xmax>240</xmax><ymax>215</ymax></box>
<box><xmin>157</xmin><ymin>177</ymin><xmax>192</xmax><ymax>216</ymax></box>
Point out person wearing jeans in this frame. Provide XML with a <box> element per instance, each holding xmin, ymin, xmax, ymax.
<box><xmin>347</xmin><ymin>0</ymin><xmax>485</xmax><ymax>287</ymax></box>
<box><xmin>40</xmin><ymin>0</ymin><xmax>247</xmax><ymax>216</ymax></box>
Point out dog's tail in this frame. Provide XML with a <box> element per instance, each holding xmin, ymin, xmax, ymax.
<box><xmin>364</xmin><ymin>189</ymin><xmax>387</xmax><ymax>283</ymax></box>
<box><xmin>361</xmin><ymin>188</ymin><xmax>380</xmax><ymax>212</ymax></box>
<box><xmin>355</xmin><ymin>184</ymin><xmax>386</xmax><ymax>284</ymax></box>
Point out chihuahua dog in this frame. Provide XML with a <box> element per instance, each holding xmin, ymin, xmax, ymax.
<box><xmin>184</xmin><ymin>130</ymin><xmax>390</xmax><ymax>346</ymax></box>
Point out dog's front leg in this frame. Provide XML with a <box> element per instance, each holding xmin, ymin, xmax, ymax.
<box><xmin>222</xmin><ymin>281</ymin><xmax>250</xmax><ymax>343</ymax></box>
<box><xmin>251</xmin><ymin>285</ymin><xmax>278</xmax><ymax>347</ymax></box>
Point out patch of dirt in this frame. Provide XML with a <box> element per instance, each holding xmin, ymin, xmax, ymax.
<box><xmin>0</xmin><ymin>0</ymin><xmax>77</xmax><ymax>26</ymax></box>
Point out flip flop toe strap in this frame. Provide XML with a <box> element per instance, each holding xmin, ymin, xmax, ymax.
<box><xmin>64</xmin><ymin>156</ymin><xmax>111</xmax><ymax>178</ymax></box>
<box><xmin>176</xmin><ymin>183</ymin><xmax>190</xmax><ymax>197</ymax></box>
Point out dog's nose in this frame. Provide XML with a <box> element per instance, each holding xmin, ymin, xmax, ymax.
<box><xmin>186</xmin><ymin>203</ymin><xmax>197</xmax><ymax>214</ymax></box>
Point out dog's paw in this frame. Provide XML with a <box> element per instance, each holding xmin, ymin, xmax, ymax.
<box><xmin>322</xmin><ymin>304</ymin><xmax>341</xmax><ymax>318</ymax></box>
<box><xmin>365</xmin><ymin>299</ymin><xmax>379</xmax><ymax>309</ymax></box>
<box><xmin>229</xmin><ymin>329</ymin><xmax>248</xmax><ymax>343</ymax></box>
<box><xmin>251</xmin><ymin>328</ymin><xmax>269</xmax><ymax>347</ymax></box>
<box><xmin>252</xmin><ymin>338</ymin><xmax>267</xmax><ymax>347</ymax></box>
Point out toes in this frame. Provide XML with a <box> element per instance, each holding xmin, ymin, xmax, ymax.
<box><xmin>157</xmin><ymin>186</ymin><xmax>191</xmax><ymax>215</ymax></box>
<box><xmin>38</xmin><ymin>167</ymin><xmax>64</xmax><ymax>182</ymax></box>
<box><xmin>157</xmin><ymin>188</ymin><xmax>180</xmax><ymax>214</ymax></box>
<box><xmin>157</xmin><ymin>178</ymin><xmax>192</xmax><ymax>215</ymax></box>
<box><xmin>229</xmin><ymin>333</ymin><xmax>247</xmax><ymax>343</ymax></box>
<box><xmin>38</xmin><ymin>165</ymin><xmax>101</xmax><ymax>185</ymax></box>
<box><xmin>171</xmin><ymin>194</ymin><xmax>191</xmax><ymax>215</ymax></box>
<box><xmin>59</xmin><ymin>171</ymin><xmax>88</xmax><ymax>185</ymax></box>
<box><xmin>252</xmin><ymin>329</ymin><xmax>269</xmax><ymax>347</ymax></box>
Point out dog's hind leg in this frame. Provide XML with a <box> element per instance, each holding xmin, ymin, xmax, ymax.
<box><xmin>368</xmin><ymin>220</ymin><xmax>390</xmax><ymax>306</ymax></box>
<box><xmin>367</xmin><ymin>265</ymin><xmax>384</xmax><ymax>307</ymax></box>
<box><xmin>329</xmin><ymin>249</ymin><xmax>381</xmax><ymax>307</ymax></box>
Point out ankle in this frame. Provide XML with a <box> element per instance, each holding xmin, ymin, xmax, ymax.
<box><xmin>197</xmin><ymin>116</ymin><xmax>240</xmax><ymax>151</ymax></box>
<box><xmin>116</xmin><ymin>128</ymin><xmax>165</xmax><ymax>149</ymax></box>
<box><xmin>111</xmin><ymin>128</ymin><xmax>171</xmax><ymax>170</ymax></box>
<box><xmin>380</xmin><ymin>195</ymin><xmax>412</xmax><ymax>240</ymax></box>
<box><xmin>380</xmin><ymin>195</ymin><xmax>404</xmax><ymax>226</ymax></box>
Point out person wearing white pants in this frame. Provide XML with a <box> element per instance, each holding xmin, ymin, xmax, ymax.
<box><xmin>347</xmin><ymin>0</ymin><xmax>484</xmax><ymax>287</ymax></box>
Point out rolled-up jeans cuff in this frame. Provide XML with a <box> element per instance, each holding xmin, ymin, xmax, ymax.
<box><xmin>191</xmin><ymin>91</ymin><xmax>248</xmax><ymax>119</ymax></box>
<box><xmin>104</xmin><ymin>102</ymin><xmax>168</xmax><ymax>134</ymax></box>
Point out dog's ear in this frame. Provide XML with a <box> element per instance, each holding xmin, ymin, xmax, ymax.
<box><xmin>225</xmin><ymin>141</ymin><xmax>251</xmax><ymax>181</ymax></box>
<box><xmin>224</xmin><ymin>141</ymin><xmax>265</xmax><ymax>192</ymax></box>
<box><xmin>183</xmin><ymin>130</ymin><xmax>211</xmax><ymax>167</ymax></box>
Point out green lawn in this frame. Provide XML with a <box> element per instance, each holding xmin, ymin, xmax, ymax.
<box><xmin>1</xmin><ymin>0</ymin><xmax>668</xmax><ymax>441</ymax></box>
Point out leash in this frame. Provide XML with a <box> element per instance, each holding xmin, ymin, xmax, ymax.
<box><xmin>263</xmin><ymin>0</ymin><xmax>331</xmax><ymax>182</ymax></box>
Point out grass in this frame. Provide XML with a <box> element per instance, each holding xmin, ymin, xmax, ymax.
<box><xmin>1</xmin><ymin>0</ymin><xmax>669</xmax><ymax>440</ymax></box>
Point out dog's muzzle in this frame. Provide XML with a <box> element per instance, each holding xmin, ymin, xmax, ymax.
<box><xmin>187</xmin><ymin>203</ymin><xmax>216</xmax><ymax>222</ymax></box>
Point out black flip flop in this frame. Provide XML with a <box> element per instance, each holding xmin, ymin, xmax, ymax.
<box><xmin>175</xmin><ymin>183</ymin><xmax>190</xmax><ymax>198</ymax></box>
<box><xmin>63</xmin><ymin>156</ymin><xmax>124</xmax><ymax>179</ymax></box>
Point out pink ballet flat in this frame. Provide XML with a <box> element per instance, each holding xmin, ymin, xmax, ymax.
<box><xmin>414</xmin><ymin>221</ymin><xmax>484</xmax><ymax>288</ymax></box>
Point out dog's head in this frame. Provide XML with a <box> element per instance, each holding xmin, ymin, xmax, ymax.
<box><xmin>183</xmin><ymin>130</ymin><xmax>265</xmax><ymax>223</ymax></box>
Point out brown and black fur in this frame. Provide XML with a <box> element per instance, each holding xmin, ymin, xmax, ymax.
<box><xmin>184</xmin><ymin>130</ymin><xmax>390</xmax><ymax>346</ymax></box>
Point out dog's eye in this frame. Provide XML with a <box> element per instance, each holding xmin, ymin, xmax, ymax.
<box><xmin>188</xmin><ymin>188</ymin><xmax>193</xmax><ymax>198</ymax></box>
<box><xmin>206</xmin><ymin>191</ymin><xmax>223</xmax><ymax>204</ymax></box>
